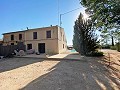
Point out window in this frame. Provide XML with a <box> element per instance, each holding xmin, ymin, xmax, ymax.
<box><xmin>33</xmin><ymin>32</ymin><xmax>37</xmax><ymax>39</ymax></box>
<box><xmin>11</xmin><ymin>35</ymin><xmax>14</xmax><ymax>40</ymax></box>
<box><xmin>63</xmin><ymin>35</ymin><xmax>64</xmax><ymax>41</ymax></box>
<box><xmin>63</xmin><ymin>44</ymin><xmax>64</xmax><ymax>48</ymax></box>
<box><xmin>46</xmin><ymin>31</ymin><xmax>51</xmax><ymax>38</ymax></box>
<box><xmin>61</xmin><ymin>31</ymin><xmax>62</xmax><ymax>37</ymax></box>
<box><xmin>19</xmin><ymin>34</ymin><xmax>22</xmax><ymax>40</ymax></box>
<box><xmin>27</xmin><ymin>44</ymin><xmax>32</xmax><ymax>50</ymax></box>
<box><xmin>11</xmin><ymin>43</ymin><xmax>14</xmax><ymax>45</ymax></box>
<box><xmin>61</xmin><ymin>31</ymin><xmax>62</xmax><ymax>40</ymax></box>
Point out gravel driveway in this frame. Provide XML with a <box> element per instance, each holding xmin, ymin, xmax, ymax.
<box><xmin>0</xmin><ymin>50</ymin><xmax>120</xmax><ymax>90</ymax></box>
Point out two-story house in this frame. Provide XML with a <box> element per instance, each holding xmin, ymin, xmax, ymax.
<box><xmin>2</xmin><ymin>25</ymin><xmax>67</xmax><ymax>54</ymax></box>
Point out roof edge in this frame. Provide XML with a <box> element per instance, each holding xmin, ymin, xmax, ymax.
<box><xmin>2</xmin><ymin>25</ymin><xmax>61</xmax><ymax>35</ymax></box>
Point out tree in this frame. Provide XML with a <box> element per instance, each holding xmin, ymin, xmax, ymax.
<box><xmin>80</xmin><ymin>0</ymin><xmax>120</xmax><ymax>27</ymax></box>
<box><xmin>114</xmin><ymin>25</ymin><xmax>120</xmax><ymax>42</ymax></box>
<box><xmin>73</xmin><ymin>13</ymin><xmax>98</xmax><ymax>56</ymax></box>
<box><xmin>80</xmin><ymin>0</ymin><xmax>120</xmax><ymax>49</ymax></box>
<box><xmin>101</xmin><ymin>28</ymin><xmax>115</xmax><ymax>46</ymax></box>
<box><xmin>73</xmin><ymin>21</ymin><xmax>80</xmax><ymax>53</ymax></box>
<box><xmin>100</xmin><ymin>34</ymin><xmax>110</xmax><ymax>45</ymax></box>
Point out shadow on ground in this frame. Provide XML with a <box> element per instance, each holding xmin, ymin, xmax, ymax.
<box><xmin>0</xmin><ymin>58</ymin><xmax>44</xmax><ymax>73</ymax></box>
<box><xmin>19</xmin><ymin>56</ymin><xmax>120</xmax><ymax>90</ymax></box>
<box><xmin>0</xmin><ymin>53</ymin><xmax>81</xmax><ymax>73</ymax></box>
<box><xmin>0</xmin><ymin>53</ymin><xmax>120</xmax><ymax>90</ymax></box>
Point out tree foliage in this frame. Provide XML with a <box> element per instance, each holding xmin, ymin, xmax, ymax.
<box><xmin>80</xmin><ymin>0</ymin><xmax>120</xmax><ymax>27</ymax></box>
<box><xmin>80</xmin><ymin>0</ymin><xmax>120</xmax><ymax>47</ymax></box>
<box><xmin>73</xmin><ymin>13</ymin><xmax>98</xmax><ymax>56</ymax></box>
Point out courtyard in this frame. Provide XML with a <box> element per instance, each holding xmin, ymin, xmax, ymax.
<box><xmin>0</xmin><ymin>50</ymin><xmax>120</xmax><ymax>90</ymax></box>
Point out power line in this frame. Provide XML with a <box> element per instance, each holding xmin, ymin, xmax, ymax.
<box><xmin>61</xmin><ymin>8</ymin><xmax>80</xmax><ymax>15</ymax></box>
<box><xmin>60</xmin><ymin>8</ymin><xmax>80</xmax><ymax>27</ymax></box>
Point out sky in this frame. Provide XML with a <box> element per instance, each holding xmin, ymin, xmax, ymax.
<box><xmin>0</xmin><ymin>0</ymin><xmax>85</xmax><ymax>45</ymax></box>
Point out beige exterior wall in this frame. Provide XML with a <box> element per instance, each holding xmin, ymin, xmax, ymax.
<box><xmin>3</xmin><ymin>32</ymin><xmax>25</xmax><ymax>46</ymax></box>
<box><xmin>2</xmin><ymin>26</ymin><xmax>67</xmax><ymax>54</ymax></box>
<box><xmin>58</xmin><ymin>27</ymin><xmax>67</xmax><ymax>53</ymax></box>
<box><xmin>25</xmin><ymin>26</ymin><xmax>58</xmax><ymax>41</ymax></box>
<box><xmin>25</xmin><ymin>40</ymin><xmax>58</xmax><ymax>54</ymax></box>
<box><xmin>24</xmin><ymin>26</ymin><xmax>59</xmax><ymax>54</ymax></box>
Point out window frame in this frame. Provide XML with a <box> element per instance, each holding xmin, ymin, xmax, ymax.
<box><xmin>63</xmin><ymin>34</ymin><xmax>64</xmax><ymax>41</ymax></box>
<box><xmin>33</xmin><ymin>32</ymin><xmax>37</xmax><ymax>39</ymax></box>
<box><xmin>27</xmin><ymin>44</ymin><xmax>32</xmax><ymax>50</ymax></box>
<box><xmin>46</xmin><ymin>30</ymin><xmax>51</xmax><ymax>38</ymax></box>
<box><xmin>19</xmin><ymin>34</ymin><xmax>22</xmax><ymax>40</ymax></box>
<box><xmin>11</xmin><ymin>35</ymin><xmax>14</xmax><ymax>40</ymax></box>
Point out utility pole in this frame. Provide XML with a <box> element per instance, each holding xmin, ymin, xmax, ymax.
<box><xmin>58</xmin><ymin>0</ymin><xmax>60</xmax><ymax>26</ymax></box>
<box><xmin>60</xmin><ymin>8</ymin><xmax>80</xmax><ymax>27</ymax></box>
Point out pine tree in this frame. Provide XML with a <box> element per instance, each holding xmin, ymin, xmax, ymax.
<box><xmin>73</xmin><ymin>13</ymin><xmax>98</xmax><ymax>56</ymax></box>
<box><xmin>73</xmin><ymin>20</ymin><xmax>80</xmax><ymax>53</ymax></box>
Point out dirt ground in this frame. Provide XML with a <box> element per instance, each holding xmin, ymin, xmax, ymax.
<box><xmin>0</xmin><ymin>49</ymin><xmax>120</xmax><ymax>90</ymax></box>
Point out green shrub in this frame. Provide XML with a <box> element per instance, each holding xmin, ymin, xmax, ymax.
<box><xmin>101</xmin><ymin>45</ymin><xmax>110</xmax><ymax>49</ymax></box>
<box><xmin>87</xmin><ymin>51</ymin><xmax>104</xmax><ymax>57</ymax></box>
<box><xmin>116</xmin><ymin>43</ymin><xmax>120</xmax><ymax>52</ymax></box>
<box><xmin>110</xmin><ymin>46</ymin><xmax>116</xmax><ymax>50</ymax></box>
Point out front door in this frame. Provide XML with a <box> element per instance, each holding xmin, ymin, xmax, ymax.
<box><xmin>38</xmin><ymin>43</ymin><xmax>45</xmax><ymax>53</ymax></box>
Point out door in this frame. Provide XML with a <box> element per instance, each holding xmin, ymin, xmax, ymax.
<box><xmin>27</xmin><ymin>44</ymin><xmax>32</xmax><ymax>50</ymax></box>
<box><xmin>38</xmin><ymin>43</ymin><xmax>45</xmax><ymax>53</ymax></box>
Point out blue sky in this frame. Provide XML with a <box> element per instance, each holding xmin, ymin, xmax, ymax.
<box><xmin>0</xmin><ymin>0</ymin><xmax>85</xmax><ymax>45</ymax></box>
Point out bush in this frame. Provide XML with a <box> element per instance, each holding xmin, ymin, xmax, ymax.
<box><xmin>116</xmin><ymin>43</ymin><xmax>120</xmax><ymax>52</ymax></box>
<box><xmin>110</xmin><ymin>46</ymin><xmax>116</xmax><ymax>50</ymax></box>
<box><xmin>86</xmin><ymin>51</ymin><xmax>104</xmax><ymax>57</ymax></box>
<box><xmin>110</xmin><ymin>43</ymin><xmax>120</xmax><ymax>52</ymax></box>
<box><xmin>101</xmin><ymin>45</ymin><xmax>110</xmax><ymax>49</ymax></box>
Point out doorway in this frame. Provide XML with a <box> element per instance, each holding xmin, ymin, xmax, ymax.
<box><xmin>38</xmin><ymin>43</ymin><xmax>45</xmax><ymax>53</ymax></box>
<box><xmin>27</xmin><ymin>44</ymin><xmax>32</xmax><ymax>50</ymax></box>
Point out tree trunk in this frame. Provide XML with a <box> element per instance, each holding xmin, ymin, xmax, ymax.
<box><xmin>111</xmin><ymin>36</ymin><xmax>114</xmax><ymax>46</ymax></box>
